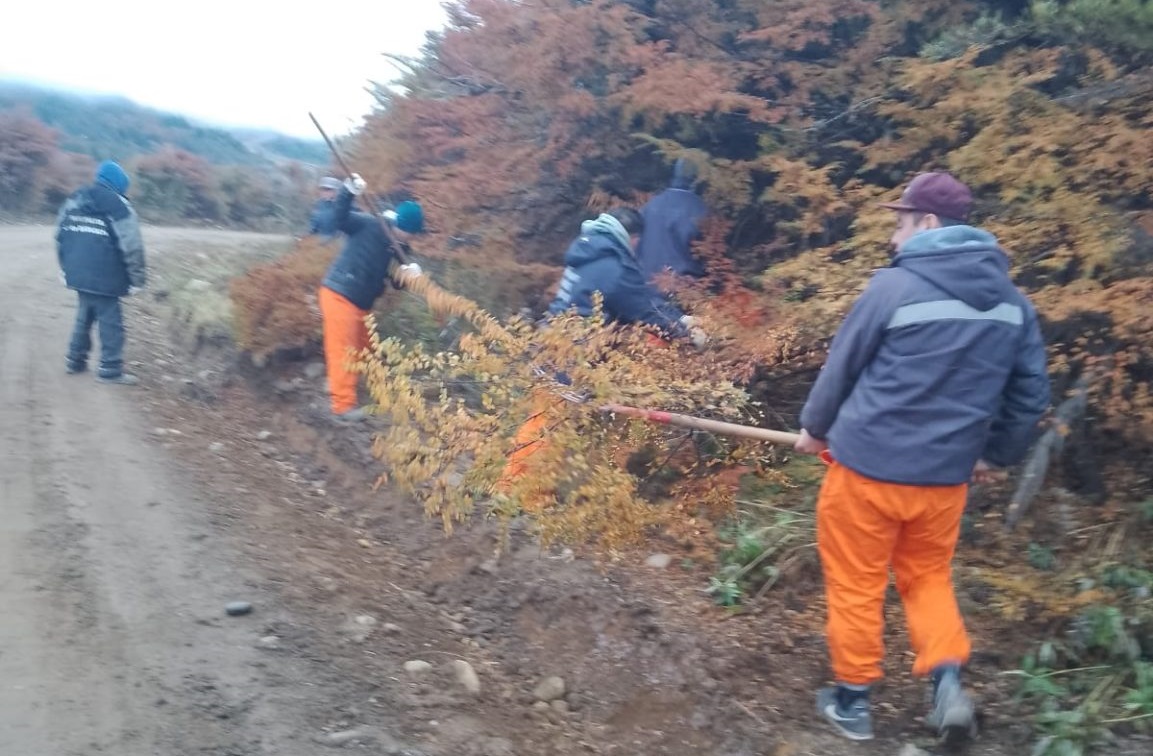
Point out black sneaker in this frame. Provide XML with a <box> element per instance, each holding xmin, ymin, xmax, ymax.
<box><xmin>66</xmin><ymin>361</ymin><xmax>87</xmax><ymax>374</ymax></box>
<box><xmin>816</xmin><ymin>686</ymin><xmax>874</xmax><ymax>741</ymax></box>
<box><xmin>926</xmin><ymin>674</ymin><xmax>978</xmax><ymax>746</ymax></box>
<box><xmin>97</xmin><ymin>373</ymin><xmax>140</xmax><ymax>386</ymax></box>
<box><xmin>331</xmin><ymin>407</ymin><xmax>369</xmax><ymax>424</ymax></box>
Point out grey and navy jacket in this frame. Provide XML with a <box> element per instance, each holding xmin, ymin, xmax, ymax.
<box><xmin>321</xmin><ymin>188</ymin><xmax>397</xmax><ymax>310</ymax></box>
<box><xmin>56</xmin><ymin>182</ymin><xmax>147</xmax><ymax>297</ymax></box>
<box><xmin>799</xmin><ymin>225</ymin><xmax>1050</xmax><ymax>486</ymax></box>
<box><xmin>547</xmin><ymin>215</ymin><xmax>689</xmax><ymax>337</ymax></box>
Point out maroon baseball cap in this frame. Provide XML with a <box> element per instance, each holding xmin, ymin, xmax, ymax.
<box><xmin>879</xmin><ymin>172</ymin><xmax>972</xmax><ymax>222</ymax></box>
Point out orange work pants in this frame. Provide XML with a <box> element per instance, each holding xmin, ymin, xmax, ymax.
<box><xmin>318</xmin><ymin>286</ymin><xmax>371</xmax><ymax>414</ymax></box>
<box><xmin>817</xmin><ymin>459</ymin><xmax>971</xmax><ymax>685</ymax></box>
<box><xmin>494</xmin><ymin>389</ymin><xmax>553</xmax><ymax>510</ymax></box>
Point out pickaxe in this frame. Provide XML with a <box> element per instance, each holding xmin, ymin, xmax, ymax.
<box><xmin>308</xmin><ymin>111</ymin><xmax>413</xmax><ymax>265</ymax></box>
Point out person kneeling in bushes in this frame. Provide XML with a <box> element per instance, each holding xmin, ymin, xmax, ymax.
<box><xmin>495</xmin><ymin>207</ymin><xmax>708</xmax><ymax>504</ymax></box>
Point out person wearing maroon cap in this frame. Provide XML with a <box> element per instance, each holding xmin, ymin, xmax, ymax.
<box><xmin>793</xmin><ymin>171</ymin><xmax>1050</xmax><ymax>744</ymax></box>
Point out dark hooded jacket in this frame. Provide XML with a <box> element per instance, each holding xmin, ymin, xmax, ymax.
<box><xmin>56</xmin><ymin>181</ymin><xmax>147</xmax><ymax>297</ymax></box>
<box><xmin>321</xmin><ymin>187</ymin><xmax>398</xmax><ymax>310</ymax></box>
<box><xmin>547</xmin><ymin>215</ymin><xmax>689</xmax><ymax>337</ymax></box>
<box><xmin>799</xmin><ymin>225</ymin><xmax>1050</xmax><ymax>485</ymax></box>
<box><xmin>635</xmin><ymin>159</ymin><xmax>708</xmax><ymax>281</ymax></box>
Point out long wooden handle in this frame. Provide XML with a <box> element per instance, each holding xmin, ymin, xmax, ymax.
<box><xmin>308</xmin><ymin>111</ymin><xmax>412</xmax><ymax>265</ymax></box>
<box><xmin>600</xmin><ymin>403</ymin><xmax>800</xmax><ymax>445</ymax></box>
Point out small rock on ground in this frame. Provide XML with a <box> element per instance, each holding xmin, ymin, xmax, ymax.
<box><xmin>255</xmin><ymin>635</ymin><xmax>281</xmax><ymax>650</ymax></box>
<box><xmin>897</xmin><ymin>746</ymin><xmax>931</xmax><ymax>756</ymax></box>
<box><xmin>533</xmin><ymin>676</ymin><xmax>566</xmax><ymax>702</ymax></box>
<box><xmin>451</xmin><ymin>659</ymin><xmax>482</xmax><ymax>694</ymax></box>
<box><xmin>341</xmin><ymin>614</ymin><xmax>378</xmax><ymax>643</ymax></box>
<box><xmin>315</xmin><ymin>727</ymin><xmax>379</xmax><ymax>747</ymax></box>
<box><xmin>645</xmin><ymin>553</ymin><xmax>673</xmax><ymax>569</ymax></box>
<box><xmin>403</xmin><ymin>660</ymin><xmax>433</xmax><ymax>675</ymax></box>
<box><xmin>224</xmin><ymin>601</ymin><xmax>252</xmax><ymax>616</ymax></box>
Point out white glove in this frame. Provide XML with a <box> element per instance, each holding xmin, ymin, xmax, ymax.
<box><xmin>678</xmin><ymin>315</ymin><xmax>707</xmax><ymax>348</ymax></box>
<box><xmin>397</xmin><ymin>262</ymin><xmax>423</xmax><ymax>280</ymax></box>
<box><xmin>344</xmin><ymin>173</ymin><xmax>366</xmax><ymax>195</ymax></box>
<box><xmin>128</xmin><ymin>286</ymin><xmax>143</xmax><ymax>297</ymax></box>
<box><xmin>58</xmin><ymin>270</ymin><xmax>67</xmax><ymax>285</ymax></box>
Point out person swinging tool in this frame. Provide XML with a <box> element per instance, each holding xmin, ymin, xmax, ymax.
<box><xmin>319</xmin><ymin>173</ymin><xmax>425</xmax><ymax>423</ymax></box>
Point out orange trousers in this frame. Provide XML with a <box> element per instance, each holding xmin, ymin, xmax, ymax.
<box><xmin>494</xmin><ymin>390</ymin><xmax>553</xmax><ymax>509</ymax></box>
<box><xmin>318</xmin><ymin>286</ymin><xmax>371</xmax><ymax>414</ymax></box>
<box><xmin>817</xmin><ymin>459</ymin><xmax>971</xmax><ymax>685</ymax></box>
<box><xmin>494</xmin><ymin>335</ymin><xmax>668</xmax><ymax>501</ymax></box>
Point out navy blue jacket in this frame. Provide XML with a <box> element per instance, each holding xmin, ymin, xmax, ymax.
<box><xmin>799</xmin><ymin>225</ymin><xmax>1050</xmax><ymax>485</ymax></box>
<box><xmin>636</xmin><ymin>187</ymin><xmax>707</xmax><ymax>281</ymax></box>
<box><xmin>321</xmin><ymin>188</ymin><xmax>397</xmax><ymax>310</ymax></box>
<box><xmin>547</xmin><ymin>226</ymin><xmax>688</xmax><ymax>337</ymax></box>
<box><xmin>309</xmin><ymin>198</ymin><xmax>338</xmax><ymax>238</ymax></box>
<box><xmin>56</xmin><ymin>182</ymin><xmax>147</xmax><ymax>297</ymax></box>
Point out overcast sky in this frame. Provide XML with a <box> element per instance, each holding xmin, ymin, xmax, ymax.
<box><xmin>0</xmin><ymin>0</ymin><xmax>450</xmax><ymax>139</ymax></box>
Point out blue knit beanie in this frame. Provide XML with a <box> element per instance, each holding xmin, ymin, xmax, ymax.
<box><xmin>394</xmin><ymin>200</ymin><xmax>425</xmax><ymax>234</ymax></box>
<box><xmin>96</xmin><ymin>160</ymin><xmax>130</xmax><ymax>195</ymax></box>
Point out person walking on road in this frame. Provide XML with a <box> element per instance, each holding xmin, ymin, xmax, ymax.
<box><xmin>56</xmin><ymin>160</ymin><xmax>148</xmax><ymax>386</ymax></box>
<box><xmin>793</xmin><ymin>172</ymin><xmax>1050</xmax><ymax>745</ymax></box>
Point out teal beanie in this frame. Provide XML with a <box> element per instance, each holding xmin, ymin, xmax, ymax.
<box><xmin>394</xmin><ymin>200</ymin><xmax>425</xmax><ymax>234</ymax></box>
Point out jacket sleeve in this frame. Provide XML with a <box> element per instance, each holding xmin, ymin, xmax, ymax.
<box><xmin>604</xmin><ymin>277</ymin><xmax>689</xmax><ymax>337</ymax></box>
<box><xmin>54</xmin><ymin>199</ymin><xmax>70</xmax><ymax>267</ymax></box>
<box><xmin>108</xmin><ymin>200</ymin><xmax>147</xmax><ymax>288</ymax></box>
<box><xmin>799</xmin><ymin>272</ymin><xmax>897</xmax><ymax>440</ymax></box>
<box><xmin>333</xmin><ymin>187</ymin><xmax>369</xmax><ymax>236</ymax></box>
<box><xmin>981</xmin><ymin>304</ymin><xmax>1051</xmax><ymax>466</ymax></box>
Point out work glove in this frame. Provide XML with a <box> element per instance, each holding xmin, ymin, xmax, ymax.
<box><xmin>397</xmin><ymin>262</ymin><xmax>423</xmax><ymax>281</ymax></box>
<box><xmin>679</xmin><ymin>315</ymin><xmax>708</xmax><ymax>348</ymax></box>
<box><xmin>344</xmin><ymin>173</ymin><xmax>367</xmax><ymax>195</ymax></box>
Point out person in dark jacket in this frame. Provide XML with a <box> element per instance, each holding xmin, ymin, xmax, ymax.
<box><xmin>547</xmin><ymin>208</ymin><xmax>699</xmax><ymax>339</ymax></box>
<box><xmin>308</xmin><ymin>176</ymin><xmax>342</xmax><ymax>240</ymax></box>
<box><xmin>496</xmin><ymin>208</ymin><xmax>707</xmax><ymax>497</ymax></box>
<box><xmin>635</xmin><ymin>158</ymin><xmax>708</xmax><ymax>283</ymax></box>
<box><xmin>56</xmin><ymin>160</ymin><xmax>147</xmax><ymax>385</ymax></box>
<box><xmin>793</xmin><ymin>172</ymin><xmax>1050</xmax><ymax>744</ymax></box>
<box><xmin>319</xmin><ymin>173</ymin><xmax>424</xmax><ymax>422</ymax></box>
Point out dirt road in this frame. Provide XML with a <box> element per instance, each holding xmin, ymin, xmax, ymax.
<box><xmin>0</xmin><ymin>225</ymin><xmax>340</xmax><ymax>755</ymax></box>
<box><xmin>5</xmin><ymin>224</ymin><xmax>1088</xmax><ymax>756</ymax></box>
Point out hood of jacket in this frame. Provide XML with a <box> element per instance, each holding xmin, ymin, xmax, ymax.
<box><xmin>894</xmin><ymin>225</ymin><xmax>1015</xmax><ymax>311</ymax></box>
<box><xmin>563</xmin><ymin>214</ymin><xmax>633</xmax><ymax>267</ymax></box>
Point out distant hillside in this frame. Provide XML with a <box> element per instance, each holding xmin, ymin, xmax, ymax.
<box><xmin>0</xmin><ymin>81</ymin><xmax>328</xmax><ymax>167</ymax></box>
